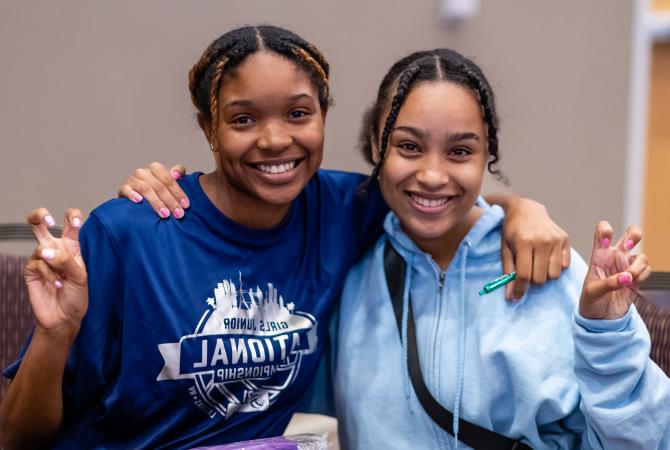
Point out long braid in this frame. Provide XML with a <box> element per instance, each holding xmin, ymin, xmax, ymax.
<box><xmin>370</xmin><ymin>64</ymin><xmax>422</xmax><ymax>181</ymax></box>
<box><xmin>447</xmin><ymin>59</ymin><xmax>506</xmax><ymax>183</ymax></box>
<box><xmin>291</xmin><ymin>46</ymin><xmax>329</xmax><ymax>100</ymax></box>
<box><xmin>207</xmin><ymin>56</ymin><xmax>229</xmax><ymax>149</ymax></box>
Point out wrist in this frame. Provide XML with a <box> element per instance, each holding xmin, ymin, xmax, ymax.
<box><xmin>34</xmin><ymin>322</ymin><xmax>81</xmax><ymax>346</ymax></box>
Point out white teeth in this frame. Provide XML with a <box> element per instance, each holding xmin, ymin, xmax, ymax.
<box><xmin>257</xmin><ymin>161</ymin><xmax>297</xmax><ymax>174</ymax></box>
<box><xmin>410</xmin><ymin>194</ymin><xmax>450</xmax><ymax>207</ymax></box>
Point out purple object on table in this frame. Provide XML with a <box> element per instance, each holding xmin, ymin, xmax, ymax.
<box><xmin>191</xmin><ymin>433</ymin><xmax>327</xmax><ymax>450</ymax></box>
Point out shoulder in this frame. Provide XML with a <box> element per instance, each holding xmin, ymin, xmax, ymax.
<box><xmin>341</xmin><ymin>236</ymin><xmax>386</xmax><ymax>298</ymax></box>
<box><xmin>305</xmin><ymin>169</ymin><xmax>368</xmax><ymax>200</ymax></box>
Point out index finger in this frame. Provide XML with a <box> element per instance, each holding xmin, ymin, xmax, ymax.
<box><xmin>26</xmin><ymin>207</ymin><xmax>56</xmax><ymax>245</ymax></box>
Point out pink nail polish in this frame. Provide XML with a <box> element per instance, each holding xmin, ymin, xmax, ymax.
<box><xmin>72</xmin><ymin>217</ymin><xmax>82</xmax><ymax>228</ymax></box>
<box><xmin>159</xmin><ymin>207</ymin><xmax>170</xmax><ymax>219</ymax></box>
<box><xmin>601</xmin><ymin>238</ymin><xmax>610</xmax><ymax>248</ymax></box>
<box><xmin>174</xmin><ymin>208</ymin><xmax>184</xmax><ymax>219</ymax></box>
<box><xmin>180</xmin><ymin>198</ymin><xmax>190</xmax><ymax>209</ymax></box>
<box><xmin>54</xmin><ymin>280</ymin><xmax>63</xmax><ymax>289</ymax></box>
<box><xmin>41</xmin><ymin>248</ymin><xmax>56</xmax><ymax>260</ymax></box>
<box><xmin>171</xmin><ymin>171</ymin><xmax>182</xmax><ymax>180</ymax></box>
<box><xmin>625</xmin><ymin>240</ymin><xmax>634</xmax><ymax>250</ymax></box>
<box><xmin>619</xmin><ymin>273</ymin><xmax>633</xmax><ymax>285</ymax></box>
<box><xmin>44</xmin><ymin>215</ymin><xmax>56</xmax><ymax>228</ymax></box>
<box><xmin>133</xmin><ymin>194</ymin><xmax>143</xmax><ymax>203</ymax></box>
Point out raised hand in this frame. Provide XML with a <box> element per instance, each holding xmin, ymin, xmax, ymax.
<box><xmin>579</xmin><ymin>221</ymin><xmax>651</xmax><ymax>320</ymax></box>
<box><xmin>24</xmin><ymin>208</ymin><xmax>88</xmax><ymax>332</ymax></box>
<box><xmin>117</xmin><ymin>162</ymin><xmax>189</xmax><ymax>219</ymax></box>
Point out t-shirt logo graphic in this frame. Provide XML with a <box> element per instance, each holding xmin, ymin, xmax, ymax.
<box><xmin>157</xmin><ymin>275</ymin><xmax>318</xmax><ymax>418</ymax></box>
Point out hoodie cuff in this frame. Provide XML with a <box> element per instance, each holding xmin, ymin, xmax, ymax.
<box><xmin>574</xmin><ymin>306</ymin><xmax>634</xmax><ymax>333</ymax></box>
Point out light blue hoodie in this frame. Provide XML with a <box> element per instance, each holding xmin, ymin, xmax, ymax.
<box><xmin>333</xmin><ymin>200</ymin><xmax>670</xmax><ymax>449</ymax></box>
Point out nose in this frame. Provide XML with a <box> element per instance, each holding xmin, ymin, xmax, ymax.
<box><xmin>415</xmin><ymin>155</ymin><xmax>450</xmax><ymax>190</ymax></box>
<box><xmin>257</xmin><ymin>120</ymin><xmax>293</xmax><ymax>152</ymax></box>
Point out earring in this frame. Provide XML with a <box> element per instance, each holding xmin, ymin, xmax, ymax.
<box><xmin>209</xmin><ymin>142</ymin><xmax>214</xmax><ymax>151</ymax></box>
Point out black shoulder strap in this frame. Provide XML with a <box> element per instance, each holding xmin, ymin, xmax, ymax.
<box><xmin>383</xmin><ymin>240</ymin><xmax>531</xmax><ymax>450</ymax></box>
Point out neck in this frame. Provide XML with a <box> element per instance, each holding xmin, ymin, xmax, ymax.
<box><xmin>200</xmin><ymin>171</ymin><xmax>291</xmax><ymax>229</ymax></box>
<box><xmin>407</xmin><ymin>206</ymin><xmax>482</xmax><ymax>271</ymax></box>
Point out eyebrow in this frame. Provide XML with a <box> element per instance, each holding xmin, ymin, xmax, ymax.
<box><xmin>447</xmin><ymin>132</ymin><xmax>480</xmax><ymax>142</ymax></box>
<box><xmin>223</xmin><ymin>93</ymin><xmax>315</xmax><ymax>109</ymax></box>
<box><xmin>392</xmin><ymin>126</ymin><xmax>480</xmax><ymax>142</ymax></box>
<box><xmin>391</xmin><ymin>126</ymin><xmax>424</xmax><ymax>138</ymax></box>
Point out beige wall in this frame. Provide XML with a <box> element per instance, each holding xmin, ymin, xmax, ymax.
<box><xmin>0</xmin><ymin>0</ymin><xmax>633</xmax><ymax>257</ymax></box>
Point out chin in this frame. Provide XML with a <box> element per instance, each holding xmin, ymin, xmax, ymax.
<box><xmin>255</xmin><ymin>184</ymin><xmax>305</xmax><ymax>206</ymax></box>
<box><xmin>401</xmin><ymin>217</ymin><xmax>454</xmax><ymax>242</ymax></box>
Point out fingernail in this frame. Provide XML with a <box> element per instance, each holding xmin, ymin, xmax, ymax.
<box><xmin>180</xmin><ymin>198</ymin><xmax>190</xmax><ymax>209</ymax></box>
<box><xmin>133</xmin><ymin>194</ymin><xmax>143</xmax><ymax>203</ymax></box>
<box><xmin>601</xmin><ymin>238</ymin><xmax>610</xmax><ymax>248</ymax></box>
<box><xmin>619</xmin><ymin>273</ymin><xmax>633</xmax><ymax>285</ymax></box>
<box><xmin>72</xmin><ymin>217</ymin><xmax>82</xmax><ymax>228</ymax></box>
<box><xmin>54</xmin><ymin>280</ymin><xmax>63</xmax><ymax>289</ymax></box>
<box><xmin>159</xmin><ymin>207</ymin><xmax>170</xmax><ymax>219</ymax></box>
<box><xmin>625</xmin><ymin>240</ymin><xmax>634</xmax><ymax>250</ymax></box>
<box><xmin>41</xmin><ymin>248</ymin><xmax>56</xmax><ymax>260</ymax></box>
<box><xmin>171</xmin><ymin>171</ymin><xmax>182</xmax><ymax>180</ymax></box>
<box><xmin>174</xmin><ymin>208</ymin><xmax>184</xmax><ymax>219</ymax></box>
<box><xmin>44</xmin><ymin>215</ymin><xmax>56</xmax><ymax>228</ymax></box>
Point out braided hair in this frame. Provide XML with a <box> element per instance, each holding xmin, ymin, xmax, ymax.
<box><xmin>188</xmin><ymin>25</ymin><xmax>331</xmax><ymax>149</ymax></box>
<box><xmin>360</xmin><ymin>48</ymin><xmax>506</xmax><ymax>187</ymax></box>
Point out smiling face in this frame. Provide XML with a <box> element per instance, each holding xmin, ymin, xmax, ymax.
<box><xmin>203</xmin><ymin>51</ymin><xmax>325</xmax><ymax>224</ymax></box>
<box><xmin>378</xmin><ymin>81</ymin><xmax>488</xmax><ymax>254</ymax></box>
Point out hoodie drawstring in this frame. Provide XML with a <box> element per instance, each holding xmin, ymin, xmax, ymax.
<box><xmin>401</xmin><ymin>252</ymin><xmax>414</xmax><ymax>410</ymax></box>
<box><xmin>452</xmin><ymin>241</ymin><xmax>471</xmax><ymax>448</ymax></box>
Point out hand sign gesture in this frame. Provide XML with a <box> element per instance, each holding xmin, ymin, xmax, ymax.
<box><xmin>579</xmin><ymin>221</ymin><xmax>651</xmax><ymax>320</ymax></box>
<box><xmin>24</xmin><ymin>208</ymin><xmax>88</xmax><ymax>333</ymax></box>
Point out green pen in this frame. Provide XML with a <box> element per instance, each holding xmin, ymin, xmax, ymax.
<box><xmin>478</xmin><ymin>272</ymin><xmax>516</xmax><ymax>295</ymax></box>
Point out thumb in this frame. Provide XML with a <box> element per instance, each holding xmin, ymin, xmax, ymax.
<box><xmin>583</xmin><ymin>271</ymin><xmax>633</xmax><ymax>302</ymax></box>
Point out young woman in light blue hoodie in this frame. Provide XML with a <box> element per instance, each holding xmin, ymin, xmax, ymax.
<box><xmin>332</xmin><ymin>48</ymin><xmax>669</xmax><ymax>449</ymax></box>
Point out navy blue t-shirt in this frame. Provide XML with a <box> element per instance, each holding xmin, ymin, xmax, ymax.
<box><xmin>4</xmin><ymin>170</ymin><xmax>386</xmax><ymax>449</ymax></box>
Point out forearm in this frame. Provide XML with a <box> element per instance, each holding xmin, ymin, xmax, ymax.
<box><xmin>484</xmin><ymin>192</ymin><xmax>526</xmax><ymax>210</ymax></box>
<box><xmin>573</xmin><ymin>308</ymin><xmax>670</xmax><ymax>449</ymax></box>
<box><xmin>0</xmin><ymin>325</ymin><xmax>78</xmax><ymax>449</ymax></box>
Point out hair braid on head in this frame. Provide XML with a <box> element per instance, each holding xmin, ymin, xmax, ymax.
<box><xmin>207</xmin><ymin>56</ymin><xmax>230</xmax><ymax>149</ymax></box>
<box><xmin>291</xmin><ymin>46</ymin><xmax>330</xmax><ymax>100</ymax></box>
<box><xmin>370</xmin><ymin>63</ymin><xmax>423</xmax><ymax>181</ymax></box>
<box><xmin>448</xmin><ymin>60</ymin><xmax>506</xmax><ymax>184</ymax></box>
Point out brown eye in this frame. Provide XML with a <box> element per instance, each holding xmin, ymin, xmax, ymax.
<box><xmin>288</xmin><ymin>110</ymin><xmax>309</xmax><ymax>119</ymax></box>
<box><xmin>232</xmin><ymin>115</ymin><xmax>254</xmax><ymax>125</ymax></box>
<box><xmin>397</xmin><ymin>142</ymin><xmax>420</xmax><ymax>153</ymax></box>
<box><xmin>450</xmin><ymin>147</ymin><xmax>471</xmax><ymax>157</ymax></box>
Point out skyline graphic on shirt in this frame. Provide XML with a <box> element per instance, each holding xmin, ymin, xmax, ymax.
<box><xmin>157</xmin><ymin>273</ymin><xmax>318</xmax><ymax>419</ymax></box>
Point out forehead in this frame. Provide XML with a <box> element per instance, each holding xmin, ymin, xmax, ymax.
<box><xmin>396</xmin><ymin>81</ymin><xmax>483</xmax><ymax>128</ymax></box>
<box><xmin>219</xmin><ymin>52</ymin><xmax>319</xmax><ymax>100</ymax></box>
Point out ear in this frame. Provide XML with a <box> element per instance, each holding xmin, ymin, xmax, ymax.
<box><xmin>196</xmin><ymin>113</ymin><xmax>213</xmax><ymax>147</ymax></box>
